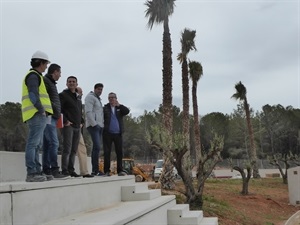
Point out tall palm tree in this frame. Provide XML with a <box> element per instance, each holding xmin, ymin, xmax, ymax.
<box><xmin>231</xmin><ymin>81</ymin><xmax>260</xmax><ymax>178</ymax></box>
<box><xmin>188</xmin><ymin>61</ymin><xmax>203</xmax><ymax>164</ymax></box>
<box><xmin>177</xmin><ymin>28</ymin><xmax>196</xmax><ymax>154</ymax></box>
<box><xmin>144</xmin><ymin>0</ymin><xmax>176</xmax><ymax>189</ymax></box>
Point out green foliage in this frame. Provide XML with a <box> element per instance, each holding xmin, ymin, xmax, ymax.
<box><xmin>144</xmin><ymin>0</ymin><xmax>176</xmax><ymax>30</ymax></box>
<box><xmin>200</xmin><ymin>112</ymin><xmax>229</xmax><ymax>157</ymax></box>
<box><xmin>0</xmin><ymin>102</ymin><xmax>299</xmax><ymax>163</ymax></box>
<box><xmin>231</xmin><ymin>81</ymin><xmax>247</xmax><ymax>101</ymax></box>
<box><xmin>188</xmin><ymin>61</ymin><xmax>203</xmax><ymax>84</ymax></box>
<box><xmin>260</xmin><ymin>104</ymin><xmax>300</xmax><ymax>156</ymax></box>
<box><xmin>177</xmin><ymin>28</ymin><xmax>197</xmax><ymax>63</ymax></box>
<box><xmin>0</xmin><ymin>102</ymin><xmax>27</xmax><ymax>151</ymax></box>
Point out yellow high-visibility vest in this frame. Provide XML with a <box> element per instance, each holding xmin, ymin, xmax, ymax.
<box><xmin>21</xmin><ymin>70</ymin><xmax>53</xmax><ymax>122</ymax></box>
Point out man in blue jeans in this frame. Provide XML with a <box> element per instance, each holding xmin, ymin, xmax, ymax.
<box><xmin>21</xmin><ymin>50</ymin><xmax>53</xmax><ymax>182</ymax></box>
<box><xmin>85</xmin><ymin>83</ymin><xmax>105</xmax><ymax>176</ymax></box>
<box><xmin>42</xmin><ymin>64</ymin><xmax>69</xmax><ymax>179</ymax></box>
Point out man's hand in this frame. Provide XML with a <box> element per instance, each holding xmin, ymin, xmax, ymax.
<box><xmin>65</xmin><ymin>121</ymin><xmax>73</xmax><ymax>126</ymax></box>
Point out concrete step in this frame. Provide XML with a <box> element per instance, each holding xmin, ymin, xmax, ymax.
<box><xmin>43</xmin><ymin>195</ymin><xmax>176</xmax><ymax>225</ymax></box>
<box><xmin>121</xmin><ymin>183</ymin><xmax>161</xmax><ymax>201</ymax></box>
<box><xmin>199</xmin><ymin>217</ymin><xmax>219</xmax><ymax>225</ymax></box>
<box><xmin>168</xmin><ymin>204</ymin><xmax>218</xmax><ymax>225</ymax></box>
<box><xmin>0</xmin><ymin>176</ymin><xmax>135</xmax><ymax>225</ymax></box>
<box><xmin>168</xmin><ymin>204</ymin><xmax>202</xmax><ymax>225</ymax></box>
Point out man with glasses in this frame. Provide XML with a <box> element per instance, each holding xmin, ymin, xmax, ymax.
<box><xmin>103</xmin><ymin>92</ymin><xmax>130</xmax><ymax>176</ymax></box>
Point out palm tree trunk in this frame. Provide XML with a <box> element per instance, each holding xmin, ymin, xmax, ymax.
<box><xmin>160</xmin><ymin>18</ymin><xmax>175</xmax><ymax>189</ymax></box>
<box><xmin>192</xmin><ymin>83</ymin><xmax>201</xmax><ymax>163</ymax></box>
<box><xmin>244</xmin><ymin>100</ymin><xmax>260</xmax><ymax>178</ymax></box>
<box><xmin>181</xmin><ymin>58</ymin><xmax>191</xmax><ymax>177</ymax></box>
<box><xmin>182</xmin><ymin>59</ymin><xmax>189</xmax><ymax>147</ymax></box>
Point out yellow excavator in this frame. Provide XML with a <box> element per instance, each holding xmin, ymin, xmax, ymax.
<box><xmin>99</xmin><ymin>158</ymin><xmax>151</xmax><ymax>182</ymax></box>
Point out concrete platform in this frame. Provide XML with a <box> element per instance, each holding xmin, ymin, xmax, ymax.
<box><xmin>0</xmin><ymin>151</ymin><xmax>219</xmax><ymax>225</ymax></box>
<box><xmin>0</xmin><ymin>176</ymin><xmax>135</xmax><ymax>225</ymax></box>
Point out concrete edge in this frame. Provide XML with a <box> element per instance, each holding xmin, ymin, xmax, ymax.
<box><xmin>285</xmin><ymin>210</ymin><xmax>300</xmax><ymax>225</ymax></box>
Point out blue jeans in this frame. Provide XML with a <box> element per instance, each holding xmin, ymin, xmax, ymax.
<box><xmin>87</xmin><ymin>125</ymin><xmax>103</xmax><ymax>174</ymax></box>
<box><xmin>25</xmin><ymin>113</ymin><xmax>47</xmax><ymax>175</ymax></box>
<box><xmin>42</xmin><ymin>117</ymin><xmax>59</xmax><ymax>173</ymax></box>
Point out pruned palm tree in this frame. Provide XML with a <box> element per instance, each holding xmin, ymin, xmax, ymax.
<box><xmin>231</xmin><ymin>81</ymin><xmax>260</xmax><ymax>178</ymax></box>
<box><xmin>188</xmin><ymin>61</ymin><xmax>203</xmax><ymax>164</ymax></box>
<box><xmin>168</xmin><ymin>31</ymin><xmax>197</xmax><ymax>203</ymax></box>
<box><xmin>145</xmin><ymin>0</ymin><xmax>176</xmax><ymax>189</ymax></box>
<box><xmin>177</xmin><ymin>28</ymin><xmax>196</xmax><ymax>153</ymax></box>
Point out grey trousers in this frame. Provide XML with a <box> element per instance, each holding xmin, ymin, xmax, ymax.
<box><xmin>61</xmin><ymin>126</ymin><xmax>80</xmax><ymax>174</ymax></box>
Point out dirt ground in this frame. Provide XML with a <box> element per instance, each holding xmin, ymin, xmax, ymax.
<box><xmin>148</xmin><ymin>178</ymin><xmax>300</xmax><ymax>225</ymax></box>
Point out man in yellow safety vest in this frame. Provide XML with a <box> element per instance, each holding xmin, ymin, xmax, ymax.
<box><xmin>21</xmin><ymin>50</ymin><xmax>53</xmax><ymax>182</ymax></box>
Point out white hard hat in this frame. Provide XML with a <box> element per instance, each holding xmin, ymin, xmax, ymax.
<box><xmin>31</xmin><ymin>50</ymin><xmax>50</xmax><ymax>62</ymax></box>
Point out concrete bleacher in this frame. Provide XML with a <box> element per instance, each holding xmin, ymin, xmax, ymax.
<box><xmin>0</xmin><ymin>151</ymin><xmax>218</xmax><ymax>225</ymax></box>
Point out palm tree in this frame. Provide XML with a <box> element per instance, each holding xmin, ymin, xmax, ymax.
<box><xmin>231</xmin><ymin>81</ymin><xmax>260</xmax><ymax>178</ymax></box>
<box><xmin>188</xmin><ymin>61</ymin><xmax>203</xmax><ymax>164</ymax></box>
<box><xmin>144</xmin><ymin>0</ymin><xmax>176</xmax><ymax>189</ymax></box>
<box><xmin>177</xmin><ymin>28</ymin><xmax>196</xmax><ymax>154</ymax></box>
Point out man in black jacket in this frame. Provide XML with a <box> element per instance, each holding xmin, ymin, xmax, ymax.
<box><xmin>103</xmin><ymin>92</ymin><xmax>130</xmax><ymax>176</ymax></box>
<box><xmin>43</xmin><ymin>64</ymin><xmax>68</xmax><ymax>179</ymax></box>
<box><xmin>59</xmin><ymin>76</ymin><xmax>83</xmax><ymax>177</ymax></box>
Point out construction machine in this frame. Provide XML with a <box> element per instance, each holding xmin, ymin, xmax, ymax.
<box><xmin>99</xmin><ymin>158</ymin><xmax>152</xmax><ymax>182</ymax></box>
<box><xmin>122</xmin><ymin>158</ymin><xmax>152</xmax><ymax>182</ymax></box>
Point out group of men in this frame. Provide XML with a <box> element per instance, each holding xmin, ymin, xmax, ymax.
<box><xmin>21</xmin><ymin>50</ymin><xmax>130</xmax><ymax>182</ymax></box>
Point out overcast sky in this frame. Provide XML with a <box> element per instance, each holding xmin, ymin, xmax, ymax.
<box><xmin>1</xmin><ymin>0</ymin><xmax>299</xmax><ymax>117</ymax></box>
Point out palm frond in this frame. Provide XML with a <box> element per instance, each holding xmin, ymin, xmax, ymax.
<box><xmin>144</xmin><ymin>0</ymin><xmax>176</xmax><ymax>30</ymax></box>
<box><xmin>188</xmin><ymin>60</ymin><xmax>203</xmax><ymax>83</ymax></box>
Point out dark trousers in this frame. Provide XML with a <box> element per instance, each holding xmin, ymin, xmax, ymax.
<box><xmin>61</xmin><ymin>126</ymin><xmax>80</xmax><ymax>174</ymax></box>
<box><xmin>103</xmin><ymin>132</ymin><xmax>123</xmax><ymax>174</ymax></box>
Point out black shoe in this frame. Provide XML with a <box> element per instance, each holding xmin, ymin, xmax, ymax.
<box><xmin>52</xmin><ymin>170</ymin><xmax>70</xmax><ymax>179</ymax></box>
<box><xmin>26</xmin><ymin>173</ymin><xmax>47</xmax><ymax>182</ymax></box>
<box><xmin>83</xmin><ymin>174</ymin><xmax>94</xmax><ymax>178</ymax></box>
<box><xmin>62</xmin><ymin>170</ymin><xmax>69</xmax><ymax>175</ymax></box>
<box><xmin>70</xmin><ymin>172</ymin><xmax>81</xmax><ymax>177</ymax></box>
<box><xmin>40</xmin><ymin>172</ymin><xmax>54</xmax><ymax>181</ymax></box>
<box><xmin>118</xmin><ymin>171</ymin><xmax>127</xmax><ymax>176</ymax></box>
<box><xmin>43</xmin><ymin>170</ymin><xmax>52</xmax><ymax>175</ymax></box>
<box><xmin>105</xmin><ymin>172</ymin><xmax>111</xmax><ymax>177</ymax></box>
<box><xmin>91</xmin><ymin>172</ymin><xmax>105</xmax><ymax>176</ymax></box>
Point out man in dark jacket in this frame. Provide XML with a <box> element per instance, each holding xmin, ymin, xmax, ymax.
<box><xmin>43</xmin><ymin>64</ymin><xmax>68</xmax><ymax>179</ymax></box>
<box><xmin>59</xmin><ymin>76</ymin><xmax>83</xmax><ymax>177</ymax></box>
<box><xmin>103</xmin><ymin>92</ymin><xmax>130</xmax><ymax>176</ymax></box>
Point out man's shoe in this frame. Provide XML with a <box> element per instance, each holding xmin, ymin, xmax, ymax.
<box><xmin>26</xmin><ymin>173</ymin><xmax>47</xmax><ymax>182</ymax></box>
<box><xmin>82</xmin><ymin>174</ymin><xmax>94</xmax><ymax>178</ymax></box>
<box><xmin>118</xmin><ymin>171</ymin><xmax>127</xmax><ymax>176</ymax></box>
<box><xmin>40</xmin><ymin>172</ymin><xmax>54</xmax><ymax>181</ymax></box>
<box><xmin>92</xmin><ymin>172</ymin><xmax>105</xmax><ymax>176</ymax></box>
<box><xmin>43</xmin><ymin>170</ymin><xmax>52</xmax><ymax>175</ymax></box>
<box><xmin>52</xmin><ymin>171</ymin><xmax>70</xmax><ymax>179</ymax></box>
<box><xmin>70</xmin><ymin>172</ymin><xmax>81</xmax><ymax>177</ymax></box>
<box><xmin>105</xmin><ymin>172</ymin><xmax>111</xmax><ymax>177</ymax></box>
<box><xmin>62</xmin><ymin>171</ymin><xmax>70</xmax><ymax>176</ymax></box>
